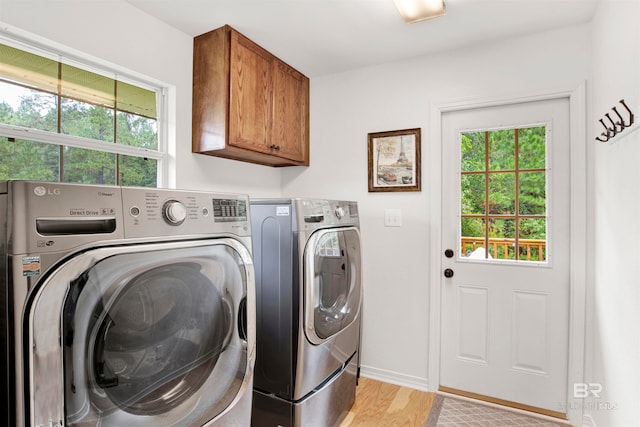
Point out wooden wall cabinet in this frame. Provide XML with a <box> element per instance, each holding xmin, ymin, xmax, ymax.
<box><xmin>193</xmin><ymin>25</ymin><xmax>309</xmax><ymax>167</ymax></box>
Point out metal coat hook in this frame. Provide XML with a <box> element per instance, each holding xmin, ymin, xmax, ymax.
<box><xmin>595</xmin><ymin>99</ymin><xmax>635</xmax><ymax>142</ymax></box>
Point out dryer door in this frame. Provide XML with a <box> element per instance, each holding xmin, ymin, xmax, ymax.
<box><xmin>28</xmin><ymin>239</ymin><xmax>254</xmax><ymax>427</ymax></box>
<box><xmin>304</xmin><ymin>227</ymin><xmax>362</xmax><ymax>345</ymax></box>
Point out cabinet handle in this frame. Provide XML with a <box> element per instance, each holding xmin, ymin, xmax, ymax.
<box><xmin>270</xmin><ymin>144</ymin><xmax>281</xmax><ymax>150</ymax></box>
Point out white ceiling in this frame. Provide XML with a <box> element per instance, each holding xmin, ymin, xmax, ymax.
<box><xmin>125</xmin><ymin>0</ymin><xmax>598</xmax><ymax>77</ymax></box>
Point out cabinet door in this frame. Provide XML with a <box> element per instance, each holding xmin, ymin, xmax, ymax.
<box><xmin>229</xmin><ymin>31</ymin><xmax>273</xmax><ymax>154</ymax></box>
<box><xmin>272</xmin><ymin>61</ymin><xmax>309</xmax><ymax>163</ymax></box>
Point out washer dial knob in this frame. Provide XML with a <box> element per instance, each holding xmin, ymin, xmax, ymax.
<box><xmin>163</xmin><ymin>200</ymin><xmax>187</xmax><ymax>225</ymax></box>
<box><xmin>334</xmin><ymin>206</ymin><xmax>345</xmax><ymax>219</ymax></box>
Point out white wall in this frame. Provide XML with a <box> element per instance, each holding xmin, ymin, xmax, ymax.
<box><xmin>0</xmin><ymin>0</ymin><xmax>282</xmax><ymax>198</ymax></box>
<box><xmin>282</xmin><ymin>25</ymin><xmax>591</xmax><ymax>388</ymax></box>
<box><xmin>586</xmin><ymin>1</ymin><xmax>640</xmax><ymax>426</ymax></box>
<box><xmin>7</xmin><ymin>2</ymin><xmax>637</xmax><ymax>425</ymax></box>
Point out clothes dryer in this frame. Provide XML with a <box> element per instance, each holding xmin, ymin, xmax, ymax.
<box><xmin>250</xmin><ymin>199</ymin><xmax>362</xmax><ymax>427</ymax></box>
<box><xmin>0</xmin><ymin>181</ymin><xmax>255</xmax><ymax>427</ymax></box>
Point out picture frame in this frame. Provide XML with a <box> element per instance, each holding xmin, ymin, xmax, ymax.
<box><xmin>367</xmin><ymin>128</ymin><xmax>421</xmax><ymax>192</ymax></box>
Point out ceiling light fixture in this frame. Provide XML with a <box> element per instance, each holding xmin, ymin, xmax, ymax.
<box><xmin>393</xmin><ymin>0</ymin><xmax>446</xmax><ymax>23</ymax></box>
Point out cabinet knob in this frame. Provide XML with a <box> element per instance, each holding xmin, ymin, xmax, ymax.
<box><xmin>270</xmin><ymin>144</ymin><xmax>281</xmax><ymax>150</ymax></box>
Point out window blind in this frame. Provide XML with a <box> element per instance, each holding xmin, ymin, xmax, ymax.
<box><xmin>0</xmin><ymin>43</ymin><xmax>157</xmax><ymax>119</ymax></box>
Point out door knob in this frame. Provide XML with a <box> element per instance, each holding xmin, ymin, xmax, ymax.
<box><xmin>444</xmin><ymin>249</ymin><xmax>454</xmax><ymax>258</ymax></box>
<box><xmin>444</xmin><ymin>268</ymin><xmax>454</xmax><ymax>278</ymax></box>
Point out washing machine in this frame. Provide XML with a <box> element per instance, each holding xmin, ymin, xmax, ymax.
<box><xmin>0</xmin><ymin>180</ymin><xmax>255</xmax><ymax>427</ymax></box>
<box><xmin>250</xmin><ymin>199</ymin><xmax>362</xmax><ymax>427</ymax></box>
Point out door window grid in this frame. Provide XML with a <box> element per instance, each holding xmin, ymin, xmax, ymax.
<box><xmin>460</xmin><ymin>126</ymin><xmax>547</xmax><ymax>262</ymax></box>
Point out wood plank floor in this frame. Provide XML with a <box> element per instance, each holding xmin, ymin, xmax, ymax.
<box><xmin>340</xmin><ymin>377</ymin><xmax>436</xmax><ymax>427</ymax></box>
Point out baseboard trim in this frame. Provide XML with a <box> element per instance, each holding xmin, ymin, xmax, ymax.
<box><xmin>359</xmin><ymin>365</ymin><xmax>429</xmax><ymax>392</ymax></box>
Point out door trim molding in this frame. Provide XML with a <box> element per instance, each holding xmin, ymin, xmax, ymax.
<box><xmin>427</xmin><ymin>83</ymin><xmax>587</xmax><ymax>426</ymax></box>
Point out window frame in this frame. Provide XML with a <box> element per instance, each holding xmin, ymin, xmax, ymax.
<box><xmin>0</xmin><ymin>31</ymin><xmax>169</xmax><ymax>187</ymax></box>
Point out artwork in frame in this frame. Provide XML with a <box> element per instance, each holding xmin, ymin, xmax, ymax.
<box><xmin>368</xmin><ymin>128</ymin><xmax>421</xmax><ymax>192</ymax></box>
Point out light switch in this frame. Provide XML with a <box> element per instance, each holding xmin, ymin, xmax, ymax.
<box><xmin>384</xmin><ymin>209</ymin><xmax>402</xmax><ymax>227</ymax></box>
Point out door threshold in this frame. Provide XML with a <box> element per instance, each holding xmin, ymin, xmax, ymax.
<box><xmin>438</xmin><ymin>386</ymin><xmax>569</xmax><ymax>421</ymax></box>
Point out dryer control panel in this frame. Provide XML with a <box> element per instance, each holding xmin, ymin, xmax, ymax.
<box><xmin>297</xmin><ymin>199</ymin><xmax>359</xmax><ymax>231</ymax></box>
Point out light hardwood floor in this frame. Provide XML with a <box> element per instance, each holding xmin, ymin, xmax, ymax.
<box><xmin>340</xmin><ymin>377</ymin><xmax>436</xmax><ymax>427</ymax></box>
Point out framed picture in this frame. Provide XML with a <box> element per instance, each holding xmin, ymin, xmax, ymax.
<box><xmin>368</xmin><ymin>128</ymin><xmax>421</xmax><ymax>192</ymax></box>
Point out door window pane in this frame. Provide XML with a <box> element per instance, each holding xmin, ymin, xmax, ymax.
<box><xmin>519</xmin><ymin>218</ymin><xmax>547</xmax><ymax>261</ymax></box>
<box><xmin>519</xmin><ymin>171</ymin><xmax>546</xmax><ymax>215</ymax></box>
<box><xmin>461</xmin><ymin>131</ymin><xmax>485</xmax><ymax>172</ymax></box>
<box><xmin>488</xmin><ymin>173</ymin><xmax>515</xmax><ymax>214</ymax></box>
<box><xmin>518</xmin><ymin>127</ymin><xmax>546</xmax><ymax>169</ymax></box>
<box><xmin>488</xmin><ymin>129</ymin><xmax>515</xmax><ymax>170</ymax></box>
<box><xmin>488</xmin><ymin>218</ymin><xmax>516</xmax><ymax>260</ymax></box>
<box><xmin>460</xmin><ymin>127</ymin><xmax>547</xmax><ymax>262</ymax></box>
<box><xmin>461</xmin><ymin>217</ymin><xmax>487</xmax><ymax>258</ymax></box>
<box><xmin>461</xmin><ymin>174</ymin><xmax>485</xmax><ymax>215</ymax></box>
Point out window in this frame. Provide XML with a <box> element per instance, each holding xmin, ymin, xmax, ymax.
<box><xmin>460</xmin><ymin>126</ymin><xmax>547</xmax><ymax>262</ymax></box>
<box><xmin>0</xmin><ymin>38</ymin><xmax>165</xmax><ymax>187</ymax></box>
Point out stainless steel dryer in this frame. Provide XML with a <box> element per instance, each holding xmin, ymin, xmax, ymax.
<box><xmin>250</xmin><ymin>199</ymin><xmax>362</xmax><ymax>427</ymax></box>
<box><xmin>0</xmin><ymin>180</ymin><xmax>255</xmax><ymax>427</ymax></box>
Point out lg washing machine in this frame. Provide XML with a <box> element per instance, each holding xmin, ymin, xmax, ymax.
<box><xmin>0</xmin><ymin>180</ymin><xmax>255</xmax><ymax>426</ymax></box>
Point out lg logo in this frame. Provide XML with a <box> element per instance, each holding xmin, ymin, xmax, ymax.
<box><xmin>33</xmin><ymin>186</ymin><xmax>61</xmax><ymax>196</ymax></box>
<box><xmin>574</xmin><ymin>383</ymin><xmax>603</xmax><ymax>398</ymax></box>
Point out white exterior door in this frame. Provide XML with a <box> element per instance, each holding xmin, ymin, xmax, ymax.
<box><xmin>440</xmin><ymin>97</ymin><xmax>570</xmax><ymax>415</ymax></box>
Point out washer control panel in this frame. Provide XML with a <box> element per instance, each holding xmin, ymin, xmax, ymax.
<box><xmin>8</xmin><ymin>180</ymin><xmax>251</xmax><ymax>255</ymax></box>
<box><xmin>212</xmin><ymin>199</ymin><xmax>248</xmax><ymax>222</ymax></box>
<box><xmin>162</xmin><ymin>200</ymin><xmax>187</xmax><ymax>225</ymax></box>
<box><xmin>122</xmin><ymin>188</ymin><xmax>250</xmax><ymax>237</ymax></box>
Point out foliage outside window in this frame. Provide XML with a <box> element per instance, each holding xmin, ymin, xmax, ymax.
<box><xmin>0</xmin><ymin>40</ymin><xmax>164</xmax><ymax>187</ymax></box>
<box><xmin>460</xmin><ymin>126</ymin><xmax>547</xmax><ymax>262</ymax></box>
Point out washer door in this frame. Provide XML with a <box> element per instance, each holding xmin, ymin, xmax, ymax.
<box><xmin>28</xmin><ymin>239</ymin><xmax>254</xmax><ymax>427</ymax></box>
<box><xmin>304</xmin><ymin>227</ymin><xmax>362</xmax><ymax>345</ymax></box>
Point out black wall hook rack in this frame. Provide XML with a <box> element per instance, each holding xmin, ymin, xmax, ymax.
<box><xmin>595</xmin><ymin>99</ymin><xmax>635</xmax><ymax>143</ymax></box>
